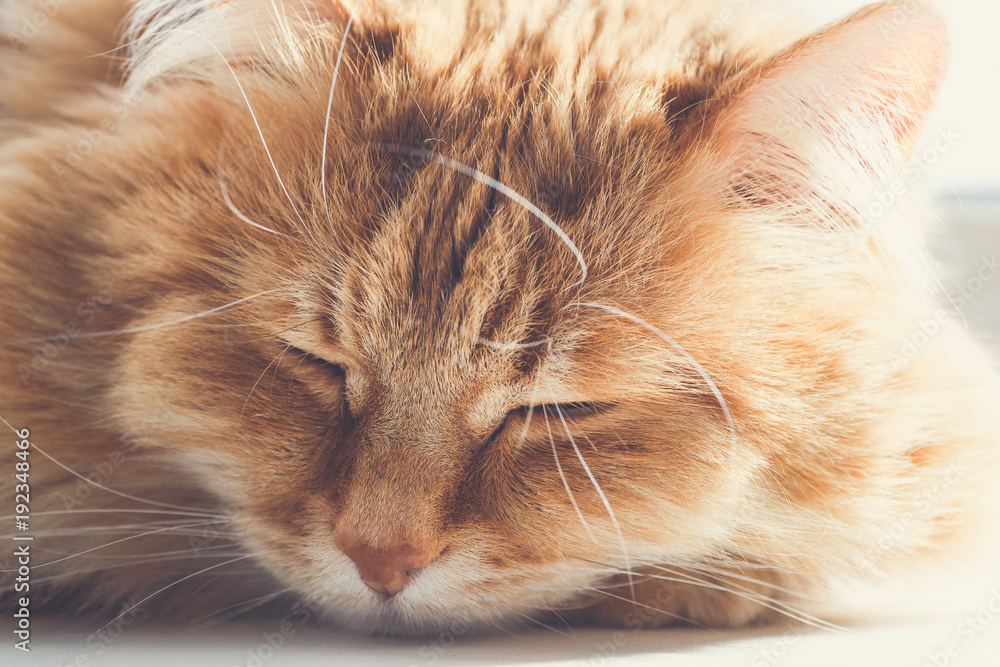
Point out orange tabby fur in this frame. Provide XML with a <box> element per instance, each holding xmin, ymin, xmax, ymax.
<box><xmin>1</xmin><ymin>0</ymin><xmax>998</xmax><ymax>636</ymax></box>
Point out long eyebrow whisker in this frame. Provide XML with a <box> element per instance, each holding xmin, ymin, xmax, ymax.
<box><xmin>3</xmin><ymin>289</ymin><xmax>287</xmax><ymax>345</ymax></box>
<box><xmin>167</xmin><ymin>28</ymin><xmax>338</xmax><ymax>261</ymax></box>
<box><xmin>569</xmin><ymin>301</ymin><xmax>737</xmax><ymax>437</ymax></box>
<box><xmin>320</xmin><ymin>9</ymin><xmax>357</xmax><ymax>222</ymax></box>
<box><xmin>173</xmin><ymin>30</ymin><xmax>306</xmax><ymax>222</ymax></box>
<box><xmin>379</xmin><ymin>143</ymin><xmax>588</xmax><ymax>288</ymax></box>
<box><xmin>218</xmin><ymin>159</ymin><xmax>288</xmax><ymax>238</ymax></box>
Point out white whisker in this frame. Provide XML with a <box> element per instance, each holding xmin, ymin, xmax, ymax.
<box><xmin>30</xmin><ymin>551</ymin><xmax>254</xmax><ymax>586</ymax></box>
<box><xmin>85</xmin><ymin>551</ymin><xmax>275</xmax><ymax>641</ymax></box>
<box><xmin>380</xmin><ymin>143</ymin><xmax>588</xmax><ymax>288</ymax></box>
<box><xmin>218</xmin><ymin>162</ymin><xmax>285</xmax><ymax>237</ymax></box>
<box><xmin>171</xmin><ymin>29</ymin><xmax>311</xmax><ymax>231</ymax></box>
<box><xmin>588</xmin><ymin>585</ymin><xmax>699</xmax><ymax>629</ymax></box>
<box><xmin>609</xmin><ymin>563</ymin><xmax>848</xmax><ymax>633</ymax></box>
<box><xmin>5</xmin><ymin>509</ymin><xmax>227</xmax><ymax>520</ymax></box>
<box><xmin>0</xmin><ymin>417</ymin><xmax>219</xmax><ymax>514</ymax></box>
<box><xmin>3</xmin><ymin>519</ymin><xmax>212</xmax><ymax>540</ymax></box>
<box><xmin>496</xmin><ymin>601</ymin><xmax>575</xmax><ymax>638</ymax></box>
<box><xmin>239</xmin><ymin>344</ymin><xmax>291</xmax><ymax>424</ymax></box>
<box><xmin>570</xmin><ymin>302</ymin><xmax>736</xmax><ymax>437</ymax></box>
<box><xmin>28</xmin><ymin>520</ymin><xmax>226</xmax><ymax>569</ymax></box>
<box><xmin>543</xmin><ymin>406</ymin><xmax>594</xmax><ymax>542</ymax></box>
<box><xmin>6</xmin><ymin>289</ymin><xmax>286</xmax><ymax>344</ymax></box>
<box><xmin>187</xmin><ymin>588</ymin><xmax>294</xmax><ymax>627</ymax></box>
<box><xmin>320</xmin><ymin>9</ymin><xmax>357</xmax><ymax>219</ymax></box>
<box><xmin>552</xmin><ymin>400</ymin><xmax>634</xmax><ymax>601</ymax></box>
<box><xmin>32</xmin><ymin>447</ymin><xmax>217</xmax><ymax>514</ymax></box>
<box><xmin>649</xmin><ymin>564</ymin><xmax>843</xmax><ymax>629</ymax></box>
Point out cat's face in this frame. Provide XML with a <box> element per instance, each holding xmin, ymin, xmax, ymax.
<box><xmin>110</xmin><ymin>75</ymin><xmax>753</xmax><ymax>637</ymax></box>
<box><xmin>99</xmin><ymin>0</ymin><xmax>947</xmax><ymax>634</ymax></box>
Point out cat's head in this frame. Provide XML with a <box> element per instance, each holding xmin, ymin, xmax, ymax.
<box><xmin>94</xmin><ymin>0</ymin><xmax>948</xmax><ymax>634</ymax></box>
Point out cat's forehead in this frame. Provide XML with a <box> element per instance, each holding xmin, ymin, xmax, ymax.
<box><xmin>320</xmin><ymin>155</ymin><xmax>674</xmax><ymax>417</ymax></box>
<box><xmin>312</xmin><ymin>86</ymin><xmax>702</xmax><ymax>399</ymax></box>
<box><xmin>244</xmin><ymin>2</ymin><xmax>749</xmax><ymax>412</ymax></box>
<box><xmin>333</xmin><ymin>171</ymin><xmax>572</xmax><ymax>373</ymax></box>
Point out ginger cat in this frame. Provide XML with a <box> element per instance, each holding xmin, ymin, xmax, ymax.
<box><xmin>1</xmin><ymin>0</ymin><xmax>997</xmax><ymax>636</ymax></box>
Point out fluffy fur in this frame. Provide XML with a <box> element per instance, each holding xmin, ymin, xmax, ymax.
<box><xmin>1</xmin><ymin>0</ymin><xmax>998</xmax><ymax>636</ymax></box>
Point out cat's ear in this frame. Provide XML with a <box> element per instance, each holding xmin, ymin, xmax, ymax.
<box><xmin>213</xmin><ymin>0</ymin><xmax>351</xmax><ymax>22</ymax></box>
<box><xmin>124</xmin><ymin>0</ymin><xmax>357</xmax><ymax>90</ymax></box>
<box><xmin>708</xmin><ymin>0</ymin><xmax>948</xmax><ymax>214</ymax></box>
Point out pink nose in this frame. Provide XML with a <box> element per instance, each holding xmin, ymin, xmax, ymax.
<box><xmin>334</xmin><ymin>530</ymin><xmax>442</xmax><ymax>598</ymax></box>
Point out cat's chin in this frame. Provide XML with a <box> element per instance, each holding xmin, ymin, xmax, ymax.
<box><xmin>314</xmin><ymin>597</ymin><xmax>531</xmax><ymax>639</ymax></box>
<box><xmin>294</xmin><ymin>566</ymin><xmax>596</xmax><ymax>638</ymax></box>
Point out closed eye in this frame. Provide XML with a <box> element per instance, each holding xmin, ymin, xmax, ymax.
<box><xmin>280</xmin><ymin>343</ymin><xmax>346</xmax><ymax>380</ymax></box>
<box><xmin>534</xmin><ymin>401</ymin><xmax>612</xmax><ymax>420</ymax></box>
<box><xmin>505</xmin><ymin>401</ymin><xmax>614</xmax><ymax>423</ymax></box>
<box><xmin>476</xmin><ymin>402</ymin><xmax>612</xmax><ymax>454</ymax></box>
